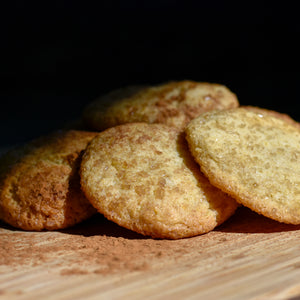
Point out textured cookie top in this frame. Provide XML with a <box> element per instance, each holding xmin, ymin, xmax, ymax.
<box><xmin>242</xmin><ymin>106</ymin><xmax>300</xmax><ymax>129</ymax></box>
<box><xmin>0</xmin><ymin>130</ymin><xmax>97</xmax><ymax>230</ymax></box>
<box><xmin>80</xmin><ymin>123</ymin><xmax>238</xmax><ymax>239</ymax></box>
<box><xmin>83</xmin><ymin>81</ymin><xmax>239</xmax><ymax>131</ymax></box>
<box><xmin>185</xmin><ymin>108</ymin><xmax>300</xmax><ymax>224</ymax></box>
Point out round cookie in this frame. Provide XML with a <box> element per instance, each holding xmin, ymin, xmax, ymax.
<box><xmin>185</xmin><ymin>108</ymin><xmax>300</xmax><ymax>224</ymax></box>
<box><xmin>83</xmin><ymin>81</ymin><xmax>239</xmax><ymax>131</ymax></box>
<box><xmin>242</xmin><ymin>105</ymin><xmax>300</xmax><ymax>129</ymax></box>
<box><xmin>0</xmin><ymin>130</ymin><xmax>98</xmax><ymax>231</ymax></box>
<box><xmin>80</xmin><ymin>123</ymin><xmax>238</xmax><ymax>239</ymax></box>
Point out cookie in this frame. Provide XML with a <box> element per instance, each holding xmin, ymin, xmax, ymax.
<box><xmin>82</xmin><ymin>85</ymin><xmax>147</xmax><ymax>130</ymax></box>
<box><xmin>185</xmin><ymin>108</ymin><xmax>300</xmax><ymax>224</ymax></box>
<box><xmin>83</xmin><ymin>81</ymin><xmax>239</xmax><ymax>131</ymax></box>
<box><xmin>80</xmin><ymin>123</ymin><xmax>238</xmax><ymax>239</ymax></box>
<box><xmin>243</xmin><ymin>105</ymin><xmax>300</xmax><ymax>129</ymax></box>
<box><xmin>0</xmin><ymin>130</ymin><xmax>98</xmax><ymax>230</ymax></box>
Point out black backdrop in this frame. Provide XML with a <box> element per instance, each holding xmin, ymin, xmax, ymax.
<box><xmin>1</xmin><ymin>1</ymin><xmax>300</xmax><ymax>147</ymax></box>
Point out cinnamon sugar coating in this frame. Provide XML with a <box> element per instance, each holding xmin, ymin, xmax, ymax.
<box><xmin>186</xmin><ymin>108</ymin><xmax>300</xmax><ymax>224</ymax></box>
<box><xmin>0</xmin><ymin>130</ymin><xmax>98</xmax><ymax>230</ymax></box>
<box><xmin>80</xmin><ymin>123</ymin><xmax>238</xmax><ymax>239</ymax></box>
<box><xmin>83</xmin><ymin>81</ymin><xmax>239</xmax><ymax>131</ymax></box>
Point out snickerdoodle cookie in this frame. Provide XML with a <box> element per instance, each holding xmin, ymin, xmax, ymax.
<box><xmin>0</xmin><ymin>130</ymin><xmax>98</xmax><ymax>230</ymax></box>
<box><xmin>185</xmin><ymin>108</ymin><xmax>300</xmax><ymax>224</ymax></box>
<box><xmin>80</xmin><ymin>123</ymin><xmax>238</xmax><ymax>239</ymax></box>
<box><xmin>83</xmin><ymin>81</ymin><xmax>239</xmax><ymax>131</ymax></box>
<box><xmin>242</xmin><ymin>106</ymin><xmax>300</xmax><ymax>129</ymax></box>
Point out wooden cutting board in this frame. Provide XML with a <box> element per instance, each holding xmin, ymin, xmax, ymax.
<box><xmin>1</xmin><ymin>206</ymin><xmax>300</xmax><ymax>300</ymax></box>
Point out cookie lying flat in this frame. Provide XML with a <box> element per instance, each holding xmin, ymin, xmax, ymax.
<box><xmin>0</xmin><ymin>130</ymin><xmax>98</xmax><ymax>230</ymax></box>
<box><xmin>185</xmin><ymin>108</ymin><xmax>300</xmax><ymax>224</ymax></box>
<box><xmin>243</xmin><ymin>106</ymin><xmax>300</xmax><ymax>129</ymax></box>
<box><xmin>80</xmin><ymin>123</ymin><xmax>238</xmax><ymax>239</ymax></box>
<box><xmin>83</xmin><ymin>81</ymin><xmax>239</xmax><ymax>131</ymax></box>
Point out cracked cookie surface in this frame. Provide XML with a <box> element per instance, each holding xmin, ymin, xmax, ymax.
<box><xmin>80</xmin><ymin>123</ymin><xmax>238</xmax><ymax>239</ymax></box>
<box><xmin>83</xmin><ymin>81</ymin><xmax>239</xmax><ymax>131</ymax></box>
<box><xmin>186</xmin><ymin>108</ymin><xmax>300</xmax><ymax>224</ymax></box>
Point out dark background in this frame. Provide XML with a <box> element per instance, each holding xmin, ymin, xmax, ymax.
<box><xmin>1</xmin><ymin>1</ymin><xmax>300</xmax><ymax>148</ymax></box>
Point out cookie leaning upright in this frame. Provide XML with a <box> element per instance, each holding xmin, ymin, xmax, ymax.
<box><xmin>80</xmin><ymin>123</ymin><xmax>238</xmax><ymax>239</ymax></box>
<box><xmin>185</xmin><ymin>108</ymin><xmax>300</xmax><ymax>224</ymax></box>
<box><xmin>0</xmin><ymin>130</ymin><xmax>98</xmax><ymax>231</ymax></box>
<box><xmin>83</xmin><ymin>81</ymin><xmax>239</xmax><ymax>131</ymax></box>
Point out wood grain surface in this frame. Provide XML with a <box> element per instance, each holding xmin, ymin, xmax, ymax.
<box><xmin>1</xmin><ymin>206</ymin><xmax>300</xmax><ymax>300</ymax></box>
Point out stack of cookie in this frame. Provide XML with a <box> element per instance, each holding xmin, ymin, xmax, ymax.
<box><xmin>1</xmin><ymin>81</ymin><xmax>300</xmax><ymax>239</ymax></box>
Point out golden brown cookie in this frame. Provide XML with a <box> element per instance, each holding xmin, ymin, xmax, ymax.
<box><xmin>242</xmin><ymin>105</ymin><xmax>300</xmax><ymax>129</ymax></box>
<box><xmin>0</xmin><ymin>130</ymin><xmax>98</xmax><ymax>231</ymax></box>
<box><xmin>83</xmin><ymin>81</ymin><xmax>239</xmax><ymax>131</ymax></box>
<box><xmin>185</xmin><ymin>108</ymin><xmax>300</xmax><ymax>224</ymax></box>
<box><xmin>80</xmin><ymin>123</ymin><xmax>238</xmax><ymax>239</ymax></box>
